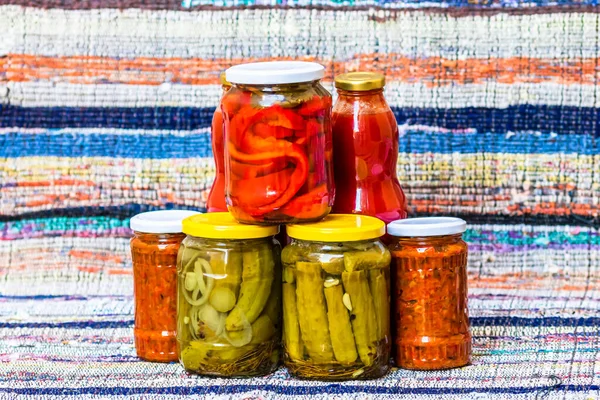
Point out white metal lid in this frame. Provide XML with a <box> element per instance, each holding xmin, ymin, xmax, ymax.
<box><xmin>130</xmin><ymin>210</ymin><xmax>201</xmax><ymax>234</ymax></box>
<box><xmin>387</xmin><ymin>217</ymin><xmax>467</xmax><ymax>237</ymax></box>
<box><xmin>226</xmin><ymin>61</ymin><xmax>325</xmax><ymax>85</ymax></box>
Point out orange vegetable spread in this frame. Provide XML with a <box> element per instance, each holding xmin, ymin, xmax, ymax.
<box><xmin>390</xmin><ymin>233</ymin><xmax>471</xmax><ymax>370</ymax></box>
<box><xmin>131</xmin><ymin>232</ymin><xmax>185</xmax><ymax>362</ymax></box>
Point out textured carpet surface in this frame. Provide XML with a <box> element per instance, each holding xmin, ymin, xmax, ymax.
<box><xmin>1</xmin><ymin>1</ymin><xmax>600</xmax><ymax>399</ymax></box>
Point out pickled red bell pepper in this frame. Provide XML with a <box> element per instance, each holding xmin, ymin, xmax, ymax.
<box><xmin>224</xmin><ymin>89</ymin><xmax>332</xmax><ymax>222</ymax></box>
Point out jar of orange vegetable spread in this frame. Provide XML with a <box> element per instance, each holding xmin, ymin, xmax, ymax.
<box><xmin>282</xmin><ymin>215</ymin><xmax>391</xmax><ymax>380</ymax></box>
<box><xmin>129</xmin><ymin>210</ymin><xmax>200</xmax><ymax>362</ymax></box>
<box><xmin>177</xmin><ymin>212</ymin><xmax>281</xmax><ymax>377</ymax></box>
<box><xmin>387</xmin><ymin>217</ymin><xmax>471</xmax><ymax>370</ymax></box>
<box><xmin>223</xmin><ymin>61</ymin><xmax>334</xmax><ymax>225</ymax></box>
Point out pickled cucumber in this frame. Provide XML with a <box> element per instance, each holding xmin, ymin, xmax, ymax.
<box><xmin>226</xmin><ymin>244</ymin><xmax>274</xmax><ymax>331</ymax></box>
<box><xmin>369</xmin><ymin>268</ymin><xmax>390</xmax><ymax>342</ymax></box>
<box><xmin>324</xmin><ymin>283</ymin><xmax>358</xmax><ymax>364</ymax></box>
<box><xmin>344</xmin><ymin>249</ymin><xmax>391</xmax><ymax>272</ymax></box>
<box><xmin>209</xmin><ymin>251</ymin><xmax>243</xmax><ymax>313</ymax></box>
<box><xmin>320</xmin><ymin>254</ymin><xmax>345</xmax><ymax>275</ymax></box>
<box><xmin>342</xmin><ymin>270</ymin><xmax>378</xmax><ymax>366</ymax></box>
<box><xmin>283</xmin><ymin>282</ymin><xmax>303</xmax><ymax>361</ymax></box>
<box><xmin>295</xmin><ymin>262</ymin><xmax>334</xmax><ymax>362</ymax></box>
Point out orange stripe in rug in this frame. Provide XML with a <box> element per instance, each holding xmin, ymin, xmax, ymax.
<box><xmin>1</xmin><ymin>54</ymin><xmax>598</xmax><ymax>86</ymax></box>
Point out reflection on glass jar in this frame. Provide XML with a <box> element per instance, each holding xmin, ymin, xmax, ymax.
<box><xmin>222</xmin><ymin>61</ymin><xmax>334</xmax><ymax>225</ymax></box>
<box><xmin>176</xmin><ymin>213</ymin><xmax>281</xmax><ymax>377</ymax></box>
<box><xmin>388</xmin><ymin>217</ymin><xmax>471</xmax><ymax>370</ymax></box>
<box><xmin>282</xmin><ymin>215</ymin><xmax>391</xmax><ymax>380</ymax></box>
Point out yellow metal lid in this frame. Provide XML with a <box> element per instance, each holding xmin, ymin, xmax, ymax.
<box><xmin>220</xmin><ymin>72</ymin><xmax>232</xmax><ymax>87</ymax></box>
<box><xmin>182</xmin><ymin>212</ymin><xmax>279</xmax><ymax>239</ymax></box>
<box><xmin>287</xmin><ymin>214</ymin><xmax>385</xmax><ymax>242</ymax></box>
<box><xmin>334</xmin><ymin>72</ymin><xmax>385</xmax><ymax>91</ymax></box>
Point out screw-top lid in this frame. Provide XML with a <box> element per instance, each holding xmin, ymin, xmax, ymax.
<box><xmin>182</xmin><ymin>212</ymin><xmax>279</xmax><ymax>239</ymax></box>
<box><xmin>219</xmin><ymin>72</ymin><xmax>231</xmax><ymax>87</ymax></box>
<box><xmin>130</xmin><ymin>210</ymin><xmax>200</xmax><ymax>234</ymax></box>
<box><xmin>387</xmin><ymin>217</ymin><xmax>467</xmax><ymax>237</ymax></box>
<box><xmin>226</xmin><ymin>61</ymin><xmax>325</xmax><ymax>85</ymax></box>
<box><xmin>335</xmin><ymin>72</ymin><xmax>385</xmax><ymax>91</ymax></box>
<box><xmin>287</xmin><ymin>214</ymin><xmax>385</xmax><ymax>242</ymax></box>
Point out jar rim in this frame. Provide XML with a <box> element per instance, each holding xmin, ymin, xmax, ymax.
<box><xmin>387</xmin><ymin>217</ymin><xmax>466</xmax><ymax>238</ymax></box>
<box><xmin>226</xmin><ymin>61</ymin><xmax>325</xmax><ymax>85</ymax></box>
<box><xmin>182</xmin><ymin>212</ymin><xmax>279</xmax><ymax>239</ymax></box>
<box><xmin>130</xmin><ymin>210</ymin><xmax>200</xmax><ymax>234</ymax></box>
<box><xmin>287</xmin><ymin>214</ymin><xmax>385</xmax><ymax>242</ymax></box>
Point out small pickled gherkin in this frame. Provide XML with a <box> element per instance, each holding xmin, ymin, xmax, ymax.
<box><xmin>176</xmin><ymin>215</ymin><xmax>281</xmax><ymax>378</ymax></box>
<box><xmin>295</xmin><ymin>261</ymin><xmax>334</xmax><ymax>362</ymax></box>
<box><xmin>282</xmin><ymin>215</ymin><xmax>392</xmax><ymax>380</ymax></box>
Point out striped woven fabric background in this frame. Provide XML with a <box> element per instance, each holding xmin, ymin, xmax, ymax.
<box><xmin>1</xmin><ymin>1</ymin><xmax>600</xmax><ymax>399</ymax></box>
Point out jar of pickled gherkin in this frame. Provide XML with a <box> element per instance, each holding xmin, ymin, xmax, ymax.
<box><xmin>223</xmin><ymin>61</ymin><xmax>334</xmax><ymax>225</ymax></box>
<box><xmin>282</xmin><ymin>215</ymin><xmax>391</xmax><ymax>380</ymax></box>
<box><xmin>176</xmin><ymin>212</ymin><xmax>281</xmax><ymax>377</ymax></box>
<box><xmin>387</xmin><ymin>217</ymin><xmax>471</xmax><ymax>370</ymax></box>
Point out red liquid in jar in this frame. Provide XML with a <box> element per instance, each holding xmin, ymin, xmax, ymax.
<box><xmin>332</xmin><ymin>106</ymin><xmax>407</xmax><ymax>234</ymax></box>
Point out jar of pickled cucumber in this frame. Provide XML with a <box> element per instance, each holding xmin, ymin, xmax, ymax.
<box><xmin>387</xmin><ymin>217</ymin><xmax>471</xmax><ymax>370</ymax></box>
<box><xmin>176</xmin><ymin>212</ymin><xmax>281</xmax><ymax>377</ymax></box>
<box><xmin>282</xmin><ymin>215</ymin><xmax>391</xmax><ymax>380</ymax></box>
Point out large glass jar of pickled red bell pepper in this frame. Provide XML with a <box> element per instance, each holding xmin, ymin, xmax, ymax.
<box><xmin>130</xmin><ymin>210</ymin><xmax>199</xmax><ymax>362</ymax></box>
<box><xmin>176</xmin><ymin>212</ymin><xmax>281</xmax><ymax>377</ymax></box>
<box><xmin>387</xmin><ymin>217</ymin><xmax>471</xmax><ymax>370</ymax></box>
<box><xmin>222</xmin><ymin>61</ymin><xmax>334</xmax><ymax>225</ymax></box>
<box><xmin>331</xmin><ymin>72</ymin><xmax>407</xmax><ymax>241</ymax></box>
<box><xmin>206</xmin><ymin>72</ymin><xmax>232</xmax><ymax>213</ymax></box>
<box><xmin>281</xmin><ymin>215</ymin><xmax>391</xmax><ymax>380</ymax></box>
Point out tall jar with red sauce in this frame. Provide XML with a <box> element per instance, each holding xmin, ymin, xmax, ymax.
<box><xmin>130</xmin><ymin>210</ymin><xmax>199</xmax><ymax>362</ymax></box>
<box><xmin>222</xmin><ymin>61</ymin><xmax>334</xmax><ymax>225</ymax></box>
<box><xmin>206</xmin><ymin>73</ymin><xmax>232</xmax><ymax>212</ymax></box>
<box><xmin>387</xmin><ymin>217</ymin><xmax>471</xmax><ymax>370</ymax></box>
<box><xmin>331</xmin><ymin>72</ymin><xmax>407</xmax><ymax>241</ymax></box>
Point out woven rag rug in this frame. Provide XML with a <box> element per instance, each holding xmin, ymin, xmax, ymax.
<box><xmin>1</xmin><ymin>0</ymin><xmax>600</xmax><ymax>399</ymax></box>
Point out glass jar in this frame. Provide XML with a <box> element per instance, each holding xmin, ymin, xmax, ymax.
<box><xmin>331</xmin><ymin>72</ymin><xmax>407</xmax><ymax>242</ymax></box>
<box><xmin>206</xmin><ymin>73</ymin><xmax>232</xmax><ymax>213</ymax></box>
<box><xmin>176</xmin><ymin>212</ymin><xmax>281</xmax><ymax>377</ymax></box>
<box><xmin>387</xmin><ymin>217</ymin><xmax>471</xmax><ymax>370</ymax></box>
<box><xmin>222</xmin><ymin>61</ymin><xmax>334</xmax><ymax>225</ymax></box>
<box><xmin>129</xmin><ymin>210</ymin><xmax>200</xmax><ymax>362</ymax></box>
<box><xmin>282</xmin><ymin>215</ymin><xmax>391</xmax><ymax>380</ymax></box>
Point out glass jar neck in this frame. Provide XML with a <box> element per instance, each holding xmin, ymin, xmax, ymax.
<box><xmin>234</xmin><ymin>80</ymin><xmax>319</xmax><ymax>93</ymax></box>
<box><xmin>336</xmin><ymin>88</ymin><xmax>384</xmax><ymax>97</ymax></box>
<box><xmin>133</xmin><ymin>232</ymin><xmax>186</xmax><ymax>244</ymax></box>
<box><xmin>395</xmin><ymin>233</ymin><xmax>463</xmax><ymax>246</ymax></box>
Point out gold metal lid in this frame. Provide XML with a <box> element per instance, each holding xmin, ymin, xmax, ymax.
<box><xmin>220</xmin><ymin>72</ymin><xmax>232</xmax><ymax>87</ymax></box>
<box><xmin>334</xmin><ymin>72</ymin><xmax>385</xmax><ymax>91</ymax></box>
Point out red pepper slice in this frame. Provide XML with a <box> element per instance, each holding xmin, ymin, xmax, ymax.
<box><xmin>253</xmin><ymin>122</ymin><xmax>295</xmax><ymax>140</ymax></box>
<box><xmin>229</xmin><ymin>167</ymin><xmax>293</xmax><ymax>208</ymax></box>
<box><xmin>227</xmin><ymin>140</ymin><xmax>308</xmax><ymax>216</ymax></box>
<box><xmin>280</xmin><ymin>183</ymin><xmax>330</xmax><ymax>219</ymax></box>
<box><xmin>256</xmin><ymin>104</ymin><xmax>306</xmax><ymax>130</ymax></box>
<box><xmin>221</xmin><ymin>90</ymin><xmax>252</xmax><ymax>116</ymax></box>
<box><xmin>230</xmin><ymin>158</ymin><xmax>287</xmax><ymax>180</ymax></box>
<box><xmin>298</xmin><ymin>95</ymin><xmax>327</xmax><ymax>117</ymax></box>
